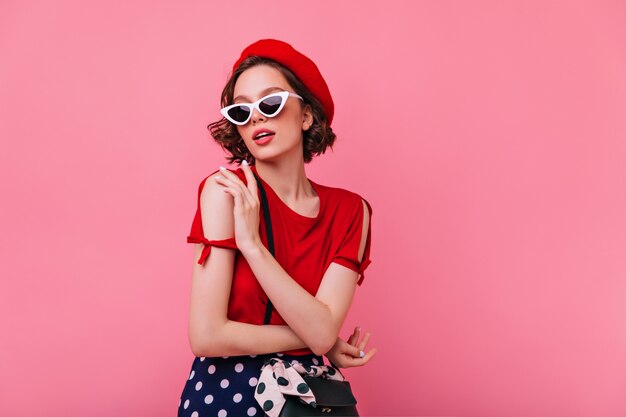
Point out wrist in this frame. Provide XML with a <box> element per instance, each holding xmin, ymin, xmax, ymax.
<box><xmin>239</xmin><ymin>237</ymin><xmax>265</xmax><ymax>258</ymax></box>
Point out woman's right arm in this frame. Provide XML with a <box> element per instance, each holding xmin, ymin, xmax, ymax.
<box><xmin>188</xmin><ymin>172</ymin><xmax>308</xmax><ymax>357</ymax></box>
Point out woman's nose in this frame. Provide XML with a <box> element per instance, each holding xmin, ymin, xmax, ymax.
<box><xmin>250</xmin><ymin>108</ymin><xmax>266</xmax><ymax>124</ymax></box>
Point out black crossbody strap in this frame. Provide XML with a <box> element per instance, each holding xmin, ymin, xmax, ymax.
<box><xmin>254</xmin><ymin>173</ymin><xmax>275</xmax><ymax>326</ymax></box>
<box><xmin>254</xmin><ymin>171</ymin><xmax>344</xmax><ymax>375</ymax></box>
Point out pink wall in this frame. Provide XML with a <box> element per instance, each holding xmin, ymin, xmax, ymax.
<box><xmin>1</xmin><ymin>1</ymin><xmax>625</xmax><ymax>416</ymax></box>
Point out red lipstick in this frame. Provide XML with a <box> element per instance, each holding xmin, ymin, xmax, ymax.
<box><xmin>252</xmin><ymin>128</ymin><xmax>275</xmax><ymax>145</ymax></box>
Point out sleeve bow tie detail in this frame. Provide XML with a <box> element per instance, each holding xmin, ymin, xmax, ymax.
<box><xmin>186</xmin><ymin>236</ymin><xmax>238</xmax><ymax>265</ymax></box>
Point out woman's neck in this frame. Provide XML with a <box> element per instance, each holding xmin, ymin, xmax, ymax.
<box><xmin>253</xmin><ymin>159</ymin><xmax>317</xmax><ymax>204</ymax></box>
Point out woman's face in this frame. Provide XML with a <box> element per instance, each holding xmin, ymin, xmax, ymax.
<box><xmin>232</xmin><ymin>64</ymin><xmax>312</xmax><ymax>163</ymax></box>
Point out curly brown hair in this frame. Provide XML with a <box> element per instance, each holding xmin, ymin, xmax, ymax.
<box><xmin>207</xmin><ymin>56</ymin><xmax>336</xmax><ymax>165</ymax></box>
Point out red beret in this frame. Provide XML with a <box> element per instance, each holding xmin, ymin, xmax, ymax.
<box><xmin>232</xmin><ymin>39</ymin><xmax>335</xmax><ymax>126</ymax></box>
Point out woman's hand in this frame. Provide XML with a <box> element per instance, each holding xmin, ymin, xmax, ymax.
<box><xmin>213</xmin><ymin>161</ymin><xmax>262</xmax><ymax>253</ymax></box>
<box><xmin>325</xmin><ymin>326</ymin><xmax>377</xmax><ymax>368</ymax></box>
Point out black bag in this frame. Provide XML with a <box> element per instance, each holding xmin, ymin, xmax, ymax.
<box><xmin>254</xmin><ymin>172</ymin><xmax>359</xmax><ymax>417</ymax></box>
<box><xmin>279</xmin><ymin>375</ymin><xmax>358</xmax><ymax>416</ymax></box>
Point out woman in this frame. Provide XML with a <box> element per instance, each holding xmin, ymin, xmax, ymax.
<box><xmin>178</xmin><ymin>39</ymin><xmax>376</xmax><ymax>417</ymax></box>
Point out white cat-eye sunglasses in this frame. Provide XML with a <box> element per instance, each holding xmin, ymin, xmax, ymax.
<box><xmin>220</xmin><ymin>91</ymin><xmax>304</xmax><ymax>125</ymax></box>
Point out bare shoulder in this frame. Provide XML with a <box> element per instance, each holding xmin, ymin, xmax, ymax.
<box><xmin>357</xmin><ymin>198</ymin><xmax>370</xmax><ymax>260</ymax></box>
<box><xmin>360</xmin><ymin>197</ymin><xmax>371</xmax><ymax>217</ymax></box>
<box><xmin>199</xmin><ymin>172</ymin><xmax>235</xmax><ymax>240</ymax></box>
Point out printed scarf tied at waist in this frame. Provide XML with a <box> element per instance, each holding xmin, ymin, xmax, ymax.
<box><xmin>254</xmin><ymin>357</ymin><xmax>345</xmax><ymax>417</ymax></box>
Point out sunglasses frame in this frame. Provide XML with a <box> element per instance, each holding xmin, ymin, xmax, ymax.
<box><xmin>220</xmin><ymin>91</ymin><xmax>304</xmax><ymax>125</ymax></box>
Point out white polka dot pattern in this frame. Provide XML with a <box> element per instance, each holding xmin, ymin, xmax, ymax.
<box><xmin>179</xmin><ymin>354</ymin><xmax>325</xmax><ymax>416</ymax></box>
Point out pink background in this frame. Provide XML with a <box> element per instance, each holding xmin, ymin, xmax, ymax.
<box><xmin>1</xmin><ymin>1</ymin><xmax>625</xmax><ymax>416</ymax></box>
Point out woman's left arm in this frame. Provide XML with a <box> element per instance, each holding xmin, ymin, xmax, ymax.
<box><xmin>242</xmin><ymin>238</ymin><xmax>366</xmax><ymax>356</ymax></box>
<box><xmin>214</xmin><ymin>164</ymin><xmax>370</xmax><ymax>356</ymax></box>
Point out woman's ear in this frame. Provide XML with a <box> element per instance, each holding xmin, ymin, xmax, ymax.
<box><xmin>302</xmin><ymin>104</ymin><xmax>313</xmax><ymax>131</ymax></box>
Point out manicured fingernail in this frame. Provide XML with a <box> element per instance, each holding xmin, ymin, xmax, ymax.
<box><xmin>242</xmin><ymin>159</ymin><xmax>249</xmax><ymax>166</ymax></box>
<box><xmin>219</xmin><ymin>166</ymin><xmax>226</xmax><ymax>171</ymax></box>
<box><xmin>359</xmin><ymin>351</ymin><xmax>365</xmax><ymax>358</ymax></box>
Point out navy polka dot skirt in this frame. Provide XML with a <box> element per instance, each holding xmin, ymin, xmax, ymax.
<box><xmin>177</xmin><ymin>352</ymin><xmax>324</xmax><ymax>417</ymax></box>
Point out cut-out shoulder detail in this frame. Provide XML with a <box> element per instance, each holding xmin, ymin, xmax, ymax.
<box><xmin>330</xmin><ymin>195</ymin><xmax>373</xmax><ymax>286</ymax></box>
<box><xmin>357</xmin><ymin>199</ymin><xmax>369</xmax><ymax>260</ymax></box>
<box><xmin>356</xmin><ymin>198</ymin><xmax>372</xmax><ymax>282</ymax></box>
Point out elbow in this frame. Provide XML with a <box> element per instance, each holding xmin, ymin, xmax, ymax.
<box><xmin>189</xmin><ymin>328</ymin><xmax>225</xmax><ymax>357</ymax></box>
<box><xmin>190</xmin><ymin>341</ymin><xmax>207</xmax><ymax>358</ymax></box>
<box><xmin>189</xmin><ymin>316</ymin><xmax>232</xmax><ymax>357</ymax></box>
<box><xmin>309</xmin><ymin>331</ymin><xmax>337</xmax><ymax>356</ymax></box>
<box><xmin>310</xmin><ymin>345</ymin><xmax>331</xmax><ymax>357</ymax></box>
<box><xmin>307</xmin><ymin>312</ymin><xmax>341</xmax><ymax>356</ymax></box>
<box><xmin>190</xmin><ymin>335</ymin><xmax>214</xmax><ymax>358</ymax></box>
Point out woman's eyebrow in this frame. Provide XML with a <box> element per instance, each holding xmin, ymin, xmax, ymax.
<box><xmin>234</xmin><ymin>86</ymin><xmax>284</xmax><ymax>102</ymax></box>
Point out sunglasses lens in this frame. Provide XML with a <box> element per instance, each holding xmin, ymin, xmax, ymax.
<box><xmin>227</xmin><ymin>105</ymin><xmax>251</xmax><ymax>123</ymax></box>
<box><xmin>258</xmin><ymin>95</ymin><xmax>284</xmax><ymax>116</ymax></box>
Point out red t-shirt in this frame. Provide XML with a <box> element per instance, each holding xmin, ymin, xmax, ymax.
<box><xmin>187</xmin><ymin>164</ymin><xmax>372</xmax><ymax>355</ymax></box>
